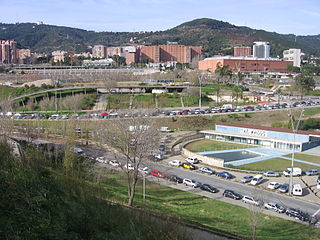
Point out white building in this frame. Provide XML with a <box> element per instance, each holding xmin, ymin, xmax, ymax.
<box><xmin>283</xmin><ymin>49</ymin><xmax>302</xmax><ymax>67</ymax></box>
<box><xmin>253</xmin><ymin>41</ymin><xmax>270</xmax><ymax>58</ymax></box>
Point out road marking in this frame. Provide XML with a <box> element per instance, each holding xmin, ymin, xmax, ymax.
<box><xmin>312</xmin><ymin>208</ymin><xmax>320</xmax><ymax>217</ymax></box>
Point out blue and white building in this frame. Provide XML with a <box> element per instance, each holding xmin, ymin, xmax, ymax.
<box><xmin>201</xmin><ymin>123</ymin><xmax>320</xmax><ymax>152</ymax></box>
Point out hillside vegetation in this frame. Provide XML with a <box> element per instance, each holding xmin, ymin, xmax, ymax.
<box><xmin>0</xmin><ymin>141</ymin><xmax>184</xmax><ymax>240</ymax></box>
<box><xmin>1</xmin><ymin>18</ymin><xmax>320</xmax><ymax>56</ymax></box>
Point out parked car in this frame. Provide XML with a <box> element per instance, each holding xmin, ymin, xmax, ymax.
<box><xmin>286</xmin><ymin>208</ymin><xmax>310</xmax><ymax>222</ymax></box>
<box><xmin>109</xmin><ymin>160</ymin><xmax>120</xmax><ymax>166</ymax></box>
<box><xmin>185</xmin><ymin>157</ymin><xmax>200</xmax><ymax>164</ymax></box>
<box><xmin>292</xmin><ymin>184</ymin><xmax>303</xmax><ymax>196</ymax></box>
<box><xmin>264</xmin><ymin>202</ymin><xmax>286</xmax><ymax>213</ymax></box>
<box><xmin>124</xmin><ymin>163</ymin><xmax>134</xmax><ymax>171</ymax></box>
<box><xmin>241</xmin><ymin>175</ymin><xmax>254</xmax><ymax>183</ymax></box>
<box><xmin>96</xmin><ymin>156</ymin><xmax>105</xmax><ymax>163</ymax></box>
<box><xmin>153</xmin><ymin>154</ymin><xmax>163</xmax><ymax>161</ymax></box>
<box><xmin>305</xmin><ymin>169</ymin><xmax>318</xmax><ymax>176</ymax></box>
<box><xmin>198</xmin><ymin>166</ymin><xmax>215</xmax><ymax>174</ymax></box>
<box><xmin>216</xmin><ymin>171</ymin><xmax>234</xmax><ymax>179</ymax></box>
<box><xmin>250</xmin><ymin>175</ymin><xmax>264</xmax><ymax>186</ymax></box>
<box><xmin>138</xmin><ymin>167</ymin><xmax>151</xmax><ymax>174</ymax></box>
<box><xmin>278</xmin><ymin>183</ymin><xmax>289</xmax><ymax>193</ymax></box>
<box><xmin>318</xmin><ymin>175</ymin><xmax>320</xmax><ymax>184</ymax></box>
<box><xmin>267</xmin><ymin>182</ymin><xmax>281</xmax><ymax>190</ymax></box>
<box><xmin>263</xmin><ymin>171</ymin><xmax>281</xmax><ymax>177</ymax></box>
<box><xmin>168</xmin><ymin>175</ymin><xmax>183</xmax><ymax>183</ymax></box>
<box><xmin>223</xmin><ymin>189</ymin><xmax>242</xmax><ymax>200</ymax></box>
<box><xmin>182</xmin><ymin>162</ymin><xmax>197</xmax><ymax>170</ymax></box>
<box><xmin>168</xmin><ymin>160</ymin><xmax>182</xmax><ymax>167</ymax></box>
<box><xmin>200</xmin><ymin>184</ymin><xmax>219</xmax><ymax>193</ymax></box>
<box><xmin>150</xmin><ymin>170</ymin><xmax>166</xmax><ymax>178</ymax></box>
<box><xmin>242</xmin><ymin>195</ymin><xmax>262</xmax><ymax>206</ymax></box>
<box><xmin>183</xmin><ymin>178</ymin><xmax>201</xmax><ymax>188</ymax></box>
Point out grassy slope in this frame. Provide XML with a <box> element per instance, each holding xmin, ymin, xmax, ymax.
<box><xmin>235</xmin><ymin>158</ymin><xmax>317</xmax><ymax>172</ymax></box>
<box><xmin>284</xmin><ymin>153</ymin><xmax>320</xmax><ymax>164</ymax></box>
<box><xmin>185</xmin><ymin>139</ymin><xmax>253</xmax><ymax>152</ymax></box>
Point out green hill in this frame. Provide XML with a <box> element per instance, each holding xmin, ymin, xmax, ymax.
<box><xmin>0</xmin><ymin>18</ymin><xmax>319</xmax><ymax>57</ymax></box>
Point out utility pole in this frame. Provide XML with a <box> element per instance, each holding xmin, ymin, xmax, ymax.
<box><xmin>199</xmin><ymin>73</ymin><xmax>203</xmax><ymax>108</ymax></box>
<box><xmin>143</xmin><ymin>172</ymin><xmax>146</xmax><ymax>206</ymax></box>
<box><xmin>288</xmin><ymin>107</ymin><xmax>304</xmax><ymax>195</ymax></box>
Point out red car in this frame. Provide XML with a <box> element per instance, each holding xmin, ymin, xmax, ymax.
<box><xmin>150</xmin><ymin>170</ymin><xmax>166</xmax><ymax>178</ymax></box>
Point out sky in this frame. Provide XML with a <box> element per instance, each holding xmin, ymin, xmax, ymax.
<box><xmin>0</xmin><ymin>0</ymin><xmax>319</xmax><ymax>35</ymax></box>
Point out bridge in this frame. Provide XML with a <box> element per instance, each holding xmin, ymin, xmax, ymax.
<box><xmin>10</xmin><ymin>85</ymin><xmax>188</xmax><ymax>102</ymax></box>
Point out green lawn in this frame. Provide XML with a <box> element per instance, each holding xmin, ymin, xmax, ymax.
<box><xmin>303</xmin><ymin>107</ymin><xmax>320</xmax><ymax>117</ymax></box>
<box><xmin>96</xmin><ymin>171</ymin><xmax>320</xmax><ymax>240</ymax></box>
<box><xmin>234</xmin><ymin>158</ymin><xmax>317</xmax><ymax>171</ymax></box>
<box><xmin>284</xmin><ymin>153</ymin><xmax>320</xmax><ymax>164</ymax></box>
<box><xmin>185</xmin><ymin>139</ymin><xmax>253</xmax><ymax>152</ymax></box>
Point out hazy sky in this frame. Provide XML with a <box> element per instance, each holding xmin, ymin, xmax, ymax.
<box><xmin>0</xmin><ymin>0</ymin><xmax>319</xmax><ymax>35</ymax></box>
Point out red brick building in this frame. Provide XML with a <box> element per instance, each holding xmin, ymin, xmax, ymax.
<box><xmin>198</xmin><ymin>56</ymin><xmax>293</xmax><ymax>73</ymax></box>
<box><xmin>140</xmin><ymin>44</ymin><xmax>202</xmax><ymax>63</ymax></box>
<box><xmin>233</xmin><ymin>46</ymin><xmax>252</xmax><ymax>57</ymax></box>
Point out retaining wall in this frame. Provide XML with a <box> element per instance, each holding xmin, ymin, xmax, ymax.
<box><xmin>182</xmin><ymin>148</ymin><xmax>224</xmax><ymax>168</ymax></box>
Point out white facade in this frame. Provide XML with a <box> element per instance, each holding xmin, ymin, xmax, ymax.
<box><xmin>283</xmin><ymin>49</ymin><xmax>302</xmax><ymax>67</ymax></box>
<box><xmin>253</xmin><ymin>41</ymin><xmax>270</xmax><ymax>58</ymax></box>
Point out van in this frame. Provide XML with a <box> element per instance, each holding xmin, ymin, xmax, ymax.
<box><xmin>292</xmin><ymin>184</ymin><xmax>303</xmax><ymax>196</ymax></box>
<box><xmin>250</xmin><ymin>174</ymin><xmax>264</xmax><ymax>186</ymax></box>
<box><xmin>283</xmin><ymin>167</ymin><xmax>302</xmax><ymax>177</ymax></box>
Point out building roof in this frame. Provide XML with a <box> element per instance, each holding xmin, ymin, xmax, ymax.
<box><xmin>202</xmin><ymin>56</ymin><xmax>286</xmax><ymax>61</ymax></box>
<box><xmin>216</xmin><ymin>123</ymin><xmax>320</xmax><ymax>137</ymax></box>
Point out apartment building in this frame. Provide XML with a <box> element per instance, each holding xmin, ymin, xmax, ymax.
<box><xmin>0</xmin><ymin>40</ymin><xmax>18</xmax><ymax>64</ymax></box>
<box><xmin>92</xmin><ymin>45</ymin><xmax>106</xmax><ymax>58</ymax></box>
<box><xmin>253</xmin><ymin>41</ymin><xmax>270</xmax><ymax>58</ymax></box>
<box><xmin>140</xmin><ymin>44</ymin><xmax>202</xmax><ymax>63</ymax></box>
<box><xmin>283</xmin><ymin>49</ymin><xmax>302</xmax><ymax>67</ymax></box>
<box><xmin>234</xmin><ymin>46</ymin><xmax>252</xmax><ymax>57</ymax></box>
<box><xmin>52</xmin><ymin>50</ymin><xmax>68</xmax><ymax>62</ymax></box>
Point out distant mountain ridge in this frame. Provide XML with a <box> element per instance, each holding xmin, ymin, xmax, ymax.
<box><xmin>0</xmin><ymin>18</ymin><xmax>319</xmax><ymax>57</ymax></box>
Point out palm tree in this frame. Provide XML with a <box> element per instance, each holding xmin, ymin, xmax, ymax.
<box><xmin>232</xmin><ymin>86</ymin><xmax>243</xmax><ymax>107</ymax></box>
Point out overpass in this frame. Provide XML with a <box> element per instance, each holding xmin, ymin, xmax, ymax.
<box><xmin>10</xmin><ymin>85</ymin><xmax>188</xmax><ymax>102</ymax></box>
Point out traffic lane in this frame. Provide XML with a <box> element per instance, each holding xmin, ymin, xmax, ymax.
<box><xmin>149</xmin><ymin>162</ymin><xmax>320</xmax><ymax>216</ymax></box>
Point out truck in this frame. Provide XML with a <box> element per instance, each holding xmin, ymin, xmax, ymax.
<box><xmin>283</xmin><ymin>167</ymin><xmax>302</xmax><ymax>177</ymax></box>
<box><xmin>221</xmin><ymin>104</ymin><xmax>233</xmax><ymax>110</ymax></box>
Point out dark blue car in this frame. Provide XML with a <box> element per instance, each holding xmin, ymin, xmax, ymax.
<box><xmin>216</xmin><ymin>171</ymin><xmax>234</xmax><ymax>179</ymax></box>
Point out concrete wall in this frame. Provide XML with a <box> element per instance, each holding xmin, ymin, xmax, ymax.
<box><xmin>182</xmin><ymin>148</ymin><xmax>224</xmax><ymax>168</ymax></box>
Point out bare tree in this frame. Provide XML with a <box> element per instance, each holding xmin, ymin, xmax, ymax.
<box><xmin>99</xmin><ymin>115</ymin><xmax>160</xmax><ymax>206</ymax></box>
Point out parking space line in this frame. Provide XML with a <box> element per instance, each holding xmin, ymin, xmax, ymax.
<box><xmin>312</xmin><ymin>208</ymin><xmax>320</xmax><ymax>217</ymax></box>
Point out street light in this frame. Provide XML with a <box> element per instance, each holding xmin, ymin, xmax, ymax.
<box><xmin>288</xmin><ymin>107</ymin><xmax>304</xmax><ymax>195</ymax></box>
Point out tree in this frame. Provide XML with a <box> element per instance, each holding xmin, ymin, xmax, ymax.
<box><xmin>232</xmin><ymin>86</ymin><xmax>243</xmax><ymax>107</ymax></box>
<box><xmin>215</xmin><ymin>63</ymin><xmax>232</xmax><ymax>84</ymax></box>
<box><xmin>112</xmin><ymin>55</ymin><xmax>126</xmax><ymax>67</ymax></box>
<box><xmin>99</xmin><ymin>115</ymin><xmax>160</xmax><ymax>206</ymax></box>
<box><xmin>294</xmin><ymin>74</ymin><xmax>315</xmax><ymax>99</ymax></box>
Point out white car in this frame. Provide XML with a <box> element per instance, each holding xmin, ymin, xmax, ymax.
<box><xmin>124</xmin><ymin>163</ymin><xmax>134</xmax><ymax>171</ymax></box>
<box><xmin>138</xmin><ymin>167</ymin><xmax>151</xmax><ymax>174</ymax></box>
<box><xmin>185</xmin><ymin>157</ymin><xmax>200</xmax><ymax>164</ymax></box>
<box><xmin>168</xmin><ymin>160</ymin><xmax>182</xmax><ymax>166</ymax></box>
<box><xmin>183</xmin><ymin>178</ymin><xmax>201</xmax><ymax>188</ymax></box>
<box><xmin>267</xmin><ymin>182</ymin><xmax>281</xmax><ymax>190</ymax></box>
<box><xmin>242</xmin><ymin>195</ymin><xmax>262</xmax><ymax>206</ymax></box>
<box><xmin>109</xmin><ymin>160</ymin><xmax>120</xmax><ymax>167</ymax></box>
<box><xmin>96</xmin><ymin>156</ymin><xmax>105</xmax><ymax>163</ymax></box>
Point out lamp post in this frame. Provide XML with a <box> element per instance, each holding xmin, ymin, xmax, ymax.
<box><xmin>288</xmin><ymin>108</ymin><xmax>304</xmax><ymax>195</ymax></box>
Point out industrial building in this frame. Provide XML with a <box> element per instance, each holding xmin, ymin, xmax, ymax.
<box><xmin>201</xmin><ymin>123</ymin><xmax>320</xmax><ymax>152</ymax></box>
<box><xmin>198</xmin><ymin>56</ymin><xmax>293</xmax><ymax>73</ymax></box>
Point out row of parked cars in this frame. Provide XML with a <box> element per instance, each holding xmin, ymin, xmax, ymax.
<box><xmin>169</xmin><ymin>158</ymin><xmax>235</xmax><ymax>179</ymax></box>
<box><xmin>99</xmin><ymin>156</ymin><xmax>312</xmax><ymax>223</ymax></box>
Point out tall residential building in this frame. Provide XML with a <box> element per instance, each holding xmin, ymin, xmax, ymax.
<box><xmin>253</xmin><ymin>41</ymin><xmax>270</xmax><ymax>58</ymax></box>
<box><xmin>0</xmin><ymin>40</ymin><xmax>18</xmax><ymax>64</ymax></box>
<box><xmin>283</xmin><ymin>49</ymin><xmax>302</xmax><ymax>67</ymax></box>
<box><xmin>140</xmin><ymin>44</ymin><xmax>202</xmax><ymax>63</ymax></box>
<box><xmin>92</xmin><ymin>45</ymin><xmax>106</xmax><ymax>58</ymax></box>
<box><xmin>234</xmin><ymin>46</ymin><xmax>252</xmax><ymax>57</ymax></box>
